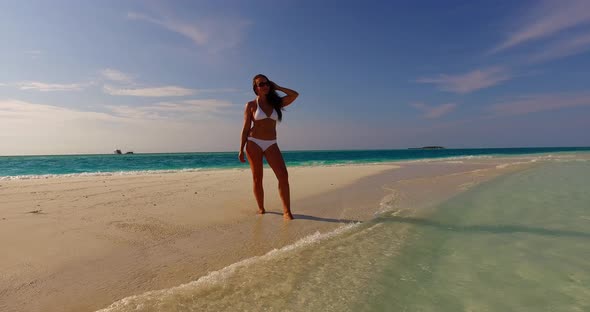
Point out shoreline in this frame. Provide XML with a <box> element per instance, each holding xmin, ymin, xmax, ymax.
<box><xmin>2</xmin><ymin>149</ymin><xmax>588</xmax><ymax>181</ymax></box>
<box><xmin>0</xmin><ymin>156</ymin><xmax>577</xmax><ymax>312</ymax></box>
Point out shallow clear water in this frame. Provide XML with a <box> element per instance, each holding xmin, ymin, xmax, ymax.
<box><xmin>98</xmin><ymin>159</ymin><xmax>590</xmax><ymax>312</ymax></box>
<box><xmin>366</xmin><ymin>160</ymin><xmax>590</xmax><ymax>311</ymax></box>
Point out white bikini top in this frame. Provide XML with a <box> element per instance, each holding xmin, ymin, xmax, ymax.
<box><xmin>253</xmin><ymin>97</ymin><xmax>278</xmax><ymax>121</ymax></box>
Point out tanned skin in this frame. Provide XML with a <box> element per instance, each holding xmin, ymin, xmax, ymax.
<box><xmin>239</xmin><ymin>76</ymin><xmax>298</xmax><ymax>220</ymax></box>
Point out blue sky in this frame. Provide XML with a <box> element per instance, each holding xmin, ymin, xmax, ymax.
<box><xmin>1</xmin><ymin>0</ymin><xmax>589</xmax><ymax>155</ymax></box>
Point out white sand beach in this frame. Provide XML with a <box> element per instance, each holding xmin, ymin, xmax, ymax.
<box><xmin>0</xmin><ymin>157</ymin><xmax>540</xmax><ymax>312</ymax></box>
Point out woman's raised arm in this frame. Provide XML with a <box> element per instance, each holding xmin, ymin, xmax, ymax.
<box><xmin>272</xmin><ymin>81</ymin><xmax>299</xmax><ymax>107</ymax></box>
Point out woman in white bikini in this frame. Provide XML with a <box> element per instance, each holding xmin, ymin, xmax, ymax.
<box><xmin>239</xmin><ymin>74</ymin><xmax>299</xmax><ymax>220</ymax></box>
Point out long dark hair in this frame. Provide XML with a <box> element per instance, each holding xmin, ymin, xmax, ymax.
<box><xmin>252</xmin><ymin>74</ymin><xmax>283</xmax><ymax>121</ymax></box>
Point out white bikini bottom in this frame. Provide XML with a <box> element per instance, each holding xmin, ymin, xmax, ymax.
<box><xmin>248</xmin><ymin>137</ymin><xmax>277</xmax><ymax>152</ymax></box>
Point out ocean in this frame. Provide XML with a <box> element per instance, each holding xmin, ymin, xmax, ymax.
<box><xmin>96</xmin><ymin>153</ymin><xmax>590</xmax><ymax>312</ymax></box>
<box><xmin>1</xmin><ymin>147</ymin><xmax>589</xmax><ymax>179</ymax></box>
<box><xmin>3</xmin><ymin>148</ymin><xmax>589</xmax><ymax>311</ymax></box>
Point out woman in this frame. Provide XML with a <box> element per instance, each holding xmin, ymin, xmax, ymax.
<box><xmin>239</xmin><ymin>74</ymin><xmax>299</xmax><ymax>220</ymax></box>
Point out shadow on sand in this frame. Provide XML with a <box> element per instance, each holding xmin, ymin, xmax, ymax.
<box><xmin>264</xmin><ymin>211</ymin><xmax>359</xmax><ymax>224</ymax></box>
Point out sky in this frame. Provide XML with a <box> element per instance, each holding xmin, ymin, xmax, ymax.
<box><xmin>1</xmin><ymin>0</ymin><xmax>590</xmax><ymax>155</ymax></box>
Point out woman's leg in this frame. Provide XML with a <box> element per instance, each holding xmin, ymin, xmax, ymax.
<box><xmin>246</xmin><ymin>141</ymin><xmax>265</xmax><ymax>214</ymax></box>
<box><xmin>264</xmin><ymin>144</ymin><xmax>293</xmax><ymax>220</ymax></box>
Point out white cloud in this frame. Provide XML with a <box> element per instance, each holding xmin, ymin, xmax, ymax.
<box><xmin>100</xmin><ymin>68</ymin><xmax>135</xmax><ymax>84</ymax></box>
<box><xmin>411</xmin><ymin>102</ymin><xmax>457</xmax><ymax>119</ymax></box>
<box><xmin>198</xmin><ymin>88</ymin><xmax>240</xmax><ymax>93</ymax></box>
<box><xmin>529</xmin><ymin>32</ymin><xmax>590</xmax><ymax>62</ymax></box>
<box><xmin>491</xmin><ymin>0</ymin><xmax>590</xmax><ymax>53</ymax></box>
<box><xmin>489</xmin><ymin>92</ymin><xmax>590</xmax><ymax>116</ymax></box>
<box><xmin>0</xmin><ymin>99</ymin><xmax>121</xmax><ymax>123</ymax></box>
<box><xmin>416</xmin><ymin>67</ymin><xmax>511</xmax><ymax>94</ymax></box>
<box><xmin>14</xmin><ymin>81</ymin><xmax>86</xmax><ymax>92</ymax></box>
<box><xmin>128</xmin><ymin>12</ymin><xmax>208</xmax><ymax>45</ymax></box>
<box><xmin>24</xmin><ymin>50</ymin><xmax>42</xmax><ymax>59</ymax></box>
<box><xmin>103</xmin><ymin>85</ymin><xmax>195</xmax><ymax>97</ymax></box>
<box><xmin>182</xmin><ymin>99</ymin><xmax>234</xmax><ymax>111</ymax></box>
<box><xmin>106</xmin><ymin>105</ymin><xmax>165</xmax><ymax>120</ymax></box>
<box><xmin>99</xmin><ymin>68</ymin><xmax>237</xmax><ymax>97</ymax></box>
<box><xmin>127</xmin><ymin>12</ymin><xmax>250</xmax><ymax>52</ymax></box>
<box><xmin>0</xmin><ymin>99</ymin><xmax>239</xmax><ymax>155</ymax></box>
<box><xmin>106</xmin><ymin>99</ymin><xmax>236</xmax><ymax>120</ymax></box>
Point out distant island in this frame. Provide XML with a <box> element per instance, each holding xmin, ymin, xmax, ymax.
<box><xmin>408</xmin><ymin>146</ymin><xmax>445</xmax><ymax>150</ymax></box>
<box><xmin>114</xmin><ymin>149</ymin><xmax>134</xmax><ymax>155</ymax></box>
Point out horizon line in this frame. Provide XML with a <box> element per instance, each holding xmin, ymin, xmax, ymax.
<box><xmin>2</xmin><ymin>146</ymin><xmax>590</xmax><ymax>157</ymax></box>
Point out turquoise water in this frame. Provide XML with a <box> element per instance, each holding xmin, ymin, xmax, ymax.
<box><xmin>1</xmin><ymin>147</ymin><xmax>589</xmax><ymax>178</ymax></box>
<box><xmin>98</xmin><ymin>158</ymin><xmax>590</xmax><ymax>312</ymax></box>
<box><xmin>365</xmin><ymin>160</ymin><xmax>590</xmax><ymax>311</ymax></box>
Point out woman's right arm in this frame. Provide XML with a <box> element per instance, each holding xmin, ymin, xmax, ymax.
<box><xmin>239</xmin><ymin>102</ymin><xmax>252</xmax><ymax>162</ymax></box>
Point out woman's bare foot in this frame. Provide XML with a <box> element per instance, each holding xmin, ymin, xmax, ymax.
<box><xmin>257</xmin><ymin>208</ymin><xmax>266</xmax><ymax>215</ymax></box>
<box><xmin>283</xmin><ymin>212</ymin><xmax>294</xmax><ymax>220</ymax></box>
